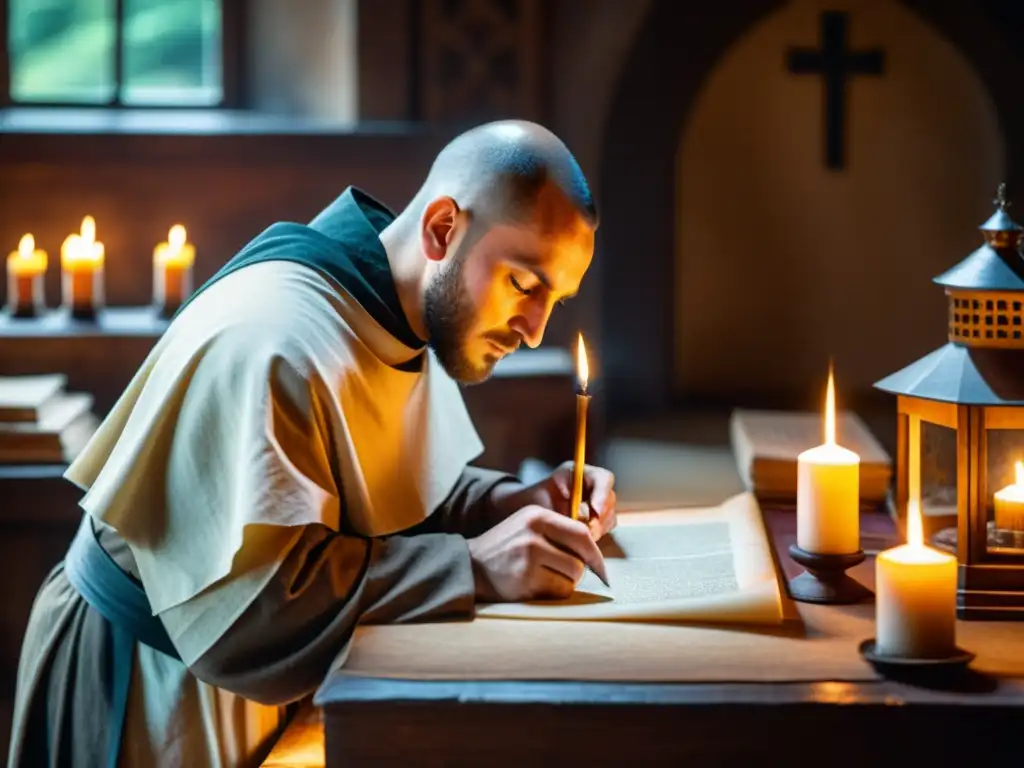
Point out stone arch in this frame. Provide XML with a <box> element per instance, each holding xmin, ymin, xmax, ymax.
<box><xmin>597</xmin><ymin>0</ymin><xmax>1024</xmax><ymax>417</ymax></box>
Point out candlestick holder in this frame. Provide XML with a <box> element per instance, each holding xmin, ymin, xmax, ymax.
<box><xmin>788</xmin><ymin>545</ymin><xmax>873</xmax><ymax>604</ymax></box>
<box><xmin>858</xmin><ymin>639</ymin><xmax>977</xmax><ymax>687</ymax></box>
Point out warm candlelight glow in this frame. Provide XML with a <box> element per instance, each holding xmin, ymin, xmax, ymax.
<box><xmin>153</xmin><ymin>224</ymin><xmax>196</xmax><ymax>316</ymax></box>
<box><xmin>875</xmin><ymin>499</ymin><xmax>958</xmax><ymax>658</ymax></box>
<box><xmin>81</xmin><ymin>215</ymin><xmax>95</xmax><ymax>244</ymax></box>
<box><xmin>824</xmin><ymin>364</ymin><xmax>836</xmax><ymax>446</ymax></box>
<box><xmin>154</xmin><ymin>224</ymin><xmax>196</xmax><ymax>269</ymax></box>
<box><xmin>62</xmin><ymin>216</ymin><xmax>105</xmax><ymax>269</ymax></box>
<box><xmin>569</xmin><ymin>332</ymin><xmax>592</xmax><ymax>522</ymax></box>
<box><xmin>169</xmin><ymin>224</ymin><xmax>186</xmax><ymax>250</ymax></box>
<box><xmin>8</xmin><ymin>234</ymin><xmax>47</xmax><ymax>275</ymax></box>
<box><xmin>906</xmin><ymin>496</ymin><xmax>924</xmax><ymax>549</ymax></box>
<box><xmin>994</xmin><ymin>459</ymin><xmax>1024</xmax><ymax>531</ymax></box>
<box><xmin>60</xmin><ymin>216</ymin><xmax>104</xmax><ymax>317</ymax></box>
<box><xmin>6</xmin><ymin>233</ymin><xmax>48</xmax><ymax>315</ymax></box>
<box><xmin>796</xmin><ymin>364</ymin><xmax>860</xmax><ymax>554</ymax></box>
<box><xmin>576</xmin><ymin>333</ymin><xmax>589</xmax><ymax>392</ymax></box>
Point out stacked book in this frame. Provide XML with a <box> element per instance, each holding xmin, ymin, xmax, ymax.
<box><xmin>0</xmin><ymin>374</ymin><xmax>99</xmax><ymax>464</ymax></box>
<box><xmin>729</xmin><ymin>409</ymin><xmax>893</xmax><ymax>508</ymax></box>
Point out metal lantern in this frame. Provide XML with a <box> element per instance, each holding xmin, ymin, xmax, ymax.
<box><xmin>875</xmin><ymin>184</ymin><xmax>1024</xmax><ymax>620</ymax></box>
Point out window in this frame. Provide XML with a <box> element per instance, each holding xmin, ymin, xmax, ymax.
<box><xmin>6</xmin><ymin>0</ymin><xmax>233</xmax><ymax>106</ymax></box>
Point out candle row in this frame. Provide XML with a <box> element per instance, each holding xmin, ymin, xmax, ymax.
<box><xmin>5</xmin><ymin>216</ymin><xmax>196</xmax><ymax>320</ymax></box>
<box><xmin>796</xmin><ymin>368</ymin><xmax>959</xmax><ymax>660</ymax></box>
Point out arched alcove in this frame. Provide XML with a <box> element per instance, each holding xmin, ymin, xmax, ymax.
<box><xmin>598</xmin><ymin>0</ymin><xmax>1024</xmax><ymax>418</ymax></box>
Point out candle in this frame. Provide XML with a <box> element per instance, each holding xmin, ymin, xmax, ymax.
<box><xmin>61</xmin><ymin>216</ymin><xmax>105</xmax><ymax>319</ymax></box>
<box><xmin>875</xmin><ymin>499</ymin><xmax>958</xmax><ymax>658</ymax></box>
<box><xmin>995</xmin><ymin>460</ymin><xmax>1024</xmax><ymax>531</ymax></box>
<box><xmin>796</xmin><ymin>366</ymin><xmax>861</xmax><ymax>554</ymax></box>
<box><xmin>153</xmin><ymin>224</ymin><xmax>195</xmax><ymax>317</ymax></box>
<box><xmin>569</xmin><ymin>333</ymin><xmax>590</xmax><ymax>522</ymax></box>
<box><xmin>6</xmin><ymin>234</ymin><xmax>47</xmax><ymax>317</ymax></box>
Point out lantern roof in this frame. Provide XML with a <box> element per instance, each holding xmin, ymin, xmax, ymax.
<box><xmin>932</xmin><ymin>245</ymin><xmax>1024</xmax><ymax>291</ymax></box>
<box><xmin>874</xmin><ymin>343</ymin><xmax>1024</xmax><ymax>406</ymax></box>
<box><xmin>933</xmin><ymin>184</ymin><xmax>1024</xmax><ymax>291</ymax></box>
<box><xmin>980</xmin><ymin>207</ymin><xmax>1022</xmax><ymax>233</ymax></box>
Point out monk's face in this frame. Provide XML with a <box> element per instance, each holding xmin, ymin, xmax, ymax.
<box><xmin>424</xmin><ymin>199</ymin><xmax>594</xmax><ymax>384</ymax></box>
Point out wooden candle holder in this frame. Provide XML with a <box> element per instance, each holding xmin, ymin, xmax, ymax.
<box><xmin>858</xmin><ymin>638</ymin><xmax>977</xmax><ymax>688</ymax></box>
<box><xmin>788</xmin><ymin>545</ymin><xmax>873</xmax><ymax>604</ymax></box>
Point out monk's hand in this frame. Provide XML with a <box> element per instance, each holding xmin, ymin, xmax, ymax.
<box><xmin>466</xmin><ymin>505</ymin><xmax>610</xmax><ymax>603</ymax></box>
<box><xmin>510</xmin><ymin>460</ymin><xmax>617</xmax><ymax>540</ymax></box>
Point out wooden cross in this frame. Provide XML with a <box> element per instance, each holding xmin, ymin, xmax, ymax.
<box><xmin>786</xmin><ymin>11</ymin><xmax>885</xmax><ymax>170</ymax></box>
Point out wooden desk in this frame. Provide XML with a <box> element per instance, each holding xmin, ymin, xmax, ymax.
<box><xmin>313</xmin><ymin>509</ymin><xmax>1024</xmax><ymax>766</ymax></box>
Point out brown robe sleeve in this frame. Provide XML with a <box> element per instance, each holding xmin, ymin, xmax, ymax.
<box><xmin>185</xmin><ymin>467</ymin><xmax>522</xmax><ymax>706</ymax></box>
<box><xmin>186</xmin><ymin>521</ymin><xmax>474</xmax><ymax>705</ymax></box>
<box><xmin>411</xmin><ymin>466</ymin><xmax>523</xmax><ymax>537</ymax></box>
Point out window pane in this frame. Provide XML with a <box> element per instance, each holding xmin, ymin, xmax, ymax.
<box><xmin>122</xmin><ymin>0</ymin><xmax>222</xmax><ymax>106</ymax></box>
<box><xmin>9</xmin><ymin>0</ymin><xmax>116</xmax><ymax>104</ymax></box>
<box><xmin>921</xmin><ymin>421</ymin><xmax>958</xmax><ymax>550</ymax></box>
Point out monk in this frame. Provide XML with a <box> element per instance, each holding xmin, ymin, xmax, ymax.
<box><xmin>7</xmin><ymin>120</ymin><xmax>617</xmax><ymax>767</ymax></box>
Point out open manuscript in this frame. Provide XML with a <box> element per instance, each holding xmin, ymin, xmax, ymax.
<box><xmin>476</xmin><ymin>492</ymin><xmax>785</xmax><ymax>625</ymax></box>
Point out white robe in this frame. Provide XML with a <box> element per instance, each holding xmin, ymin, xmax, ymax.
<box><xmin>62</xmin><ymin>259</ymin><xmax>484</xmax><ymax>765</ymax></box>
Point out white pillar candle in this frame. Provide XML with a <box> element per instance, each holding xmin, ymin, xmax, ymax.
<box><xmin>994</xmin><ymin>460</ymin><xmax>1024</xmax><ymax>531</ymax></box>
<box><xmin>61</xmin><ymin>216</ymin><xmax>105</xmax><ymax>318</ymax></box>
<box><xmin>6</xmin><ymin>234</ymin><xmax>47</xmax><ymax>317</ymax></box>
<box><xmin>153</xmin><ymin>224</ymin><xmax>195</xmax><ymax>317</ymax></box>
<box><xmin>875</xmin><ymin>500</ymin><xmax>958</xmax><ymax>658</ymax></box>
<box><xmin>796</xmin><ymin>368</ymin><xmax>861</xmax><ymax>554</ymax></box>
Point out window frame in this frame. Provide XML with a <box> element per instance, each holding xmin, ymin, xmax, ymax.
<box><xmin>0</xmin><ymin>0</ymin><xmax>246</xmax><ymax>109</ymax></box>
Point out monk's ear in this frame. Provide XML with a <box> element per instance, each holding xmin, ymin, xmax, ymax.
<box><xmin>420</xmin><ymin>196</ymin><xmax>461</xmax><ymax>262</ymax></box>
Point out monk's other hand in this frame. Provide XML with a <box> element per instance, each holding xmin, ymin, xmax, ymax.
<box><xmin>525</xmin><ymin>460</ymin><xmax>617</xmax><ymax>540</ymax></box>
<box><xmin>466</xmin><ymin>505</ymin><xmax>610</xmax><ymax>602</ymax></box>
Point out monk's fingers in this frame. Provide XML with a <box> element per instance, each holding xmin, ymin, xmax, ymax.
<box><xmin>588</xmin><ymin>490</ymin><xmax>618</xmax><ymax>539</ymax></box>
<box><xmin>528</xmin><ymin>536</ymin><xmax>585</xmax><ymax>585</ymax></box>
<box><xmin>533</xmin><ymin>567</ymin><xmax>577</xmax><ymax>600</ymax></box>
<box><xmin>583</xmin><ymin>468</ymin><xmax>614</xmax><ymax>526</ymax></box>
<box><xmin>528</xmin><ymin>507</ymin><xmax>608</xmax><ymax>585</ymax></box>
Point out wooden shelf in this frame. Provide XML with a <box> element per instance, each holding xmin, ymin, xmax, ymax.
<box><xmin>1</xmin><ymin>306</ymin><xmax>573</xmax><ymax>373</ymax></box>
<box><xmin>0</xmin><ymin>464</ymin><xmax>67</xmax><ymax>481</ymax></box>
<box><xmin>0</xmin><ymin>306</ymin><xmax>167</xmax><ymax>416</ymax></box>
<box><xmin>0</xmin><ymin>306</ymin><xmax>169</xmax><ymax>338</ymax></box>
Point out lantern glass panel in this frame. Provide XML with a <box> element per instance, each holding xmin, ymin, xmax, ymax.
<box><xmin>986</xmin><ymin>427</ymin><xmax>1024</xmax><ymax>555</ymax></box>
<box><xmin>921</xmin><ymin>421</ymin><xmax>958</xmax><ymax>520</ymax></box>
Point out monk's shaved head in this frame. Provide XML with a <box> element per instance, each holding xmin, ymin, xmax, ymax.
<box><xmin>384</xmin><ymin>120</ymin><xmax>596</xmax><ymax>383</ymax></box>
<box><xmin>413</xmin><ymin>120</ymin><xmax>597</xmax><ymax>231</ymax></box>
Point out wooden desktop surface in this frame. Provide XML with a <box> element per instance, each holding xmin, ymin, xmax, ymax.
<box><xmin>286</xmin><ymin>506</ymin><xmax>1024</xmax><ymax>766</ymax></box>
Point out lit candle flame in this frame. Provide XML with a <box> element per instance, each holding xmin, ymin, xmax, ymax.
<box><xmin>1016</xmin><ymin>460</ymin><xmax>1024</xmax><ymax>488</ymax></box>
<box><xmin>169</xmin><ymin>224</ymin><xmax>187</xmax><ymax>250</ymax></box>
<box><xmin>576</xmin><ymin>333</ymin><xmax>588</xmax><ymax>392</ymax></box>
<box><xmin>907</xmin><ymin>499</ymin><xmax>924</xmax><ymax>549</ymax></box>
<box><xmin>80</xmin><ymin>216</ymin><xmax>95</xmax><ymax>244</ymax></box>
<box><xmin>824</xmin><ymin>363</ymin><xmax>836</xmax><ymax>446</ymax></box>
<box><xmin>18</xmin><ymin>234</ymin><xmax>34</xmax><ymax>258</ymax></box>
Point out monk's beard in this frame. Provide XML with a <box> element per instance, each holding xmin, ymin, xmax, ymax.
<box><xmin>423</xmin><ymin>255</ymin><xmax>489</xmax><ymax>383</ymax></box>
